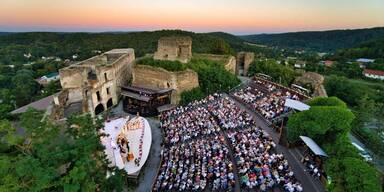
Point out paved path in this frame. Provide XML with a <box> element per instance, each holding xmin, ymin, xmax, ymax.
<box><xmin>135</xmin><ymin>117</ymin><xmax>162</xmax><ymax>192</ymax></box>
<box><xmin>221</xmin><ymin>131</ymin><xmax>241</xmax><ymax>192</ymax></box>
<box><xmin>227</xmin><ymin>94</ymin><xmax>325</xmax><ymax>192</ymax></box>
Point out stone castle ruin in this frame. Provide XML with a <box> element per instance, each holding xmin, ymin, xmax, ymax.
<box><xmin>236</xmin><ymin>52</ymin><xmax>255</xmax><ymax>76</ymax></box>
<box><xmin>132</xmin><ymin>64</ymin><xmax>199</xmax><ymax>104</ymax></box>
<box><xmin>55</xmin><ymin>49</ymin><xmax>135</xmax><ymax>117</ymax></box>
<box><xmin>154</xmin><ymin>36</ymin><xmax>192</xmax><ymax>63</ymax></box>
<box><xmin>52</xmin><ymin>36</ymin><xmax>251</xmax><ymax>118</ymax></box>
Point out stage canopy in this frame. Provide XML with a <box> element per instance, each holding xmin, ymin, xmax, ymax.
<box><xmin>284</xmin><ymin>99</ymin><xmax>310</xmax><ymax>111</ymax></box>
<box><xmin>300</xmin><ymin>136</ymin><xmax>328</xmax><ymax>157</ymax></box>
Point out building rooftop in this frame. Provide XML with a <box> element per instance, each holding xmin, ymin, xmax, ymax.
<box><xmin>105</xmin><ymin>48</ymin><xmax>134</xmax><ymax>54</ymax></box>
<box><xmin>363</xmin><ymin>69</ymin><xmax>384</xmax><ymax>76</ymax></box>
<box><xmin>11</xmin><ymin>94</ymin><xmax>55</xmax><ymax>114</ymax></box>
<box><xmin>69</xmin><ymin>48</ymin><xmax>134</xmax><ymax>68</ymax></box>
<box><xmin>356</xmin><ymin>58</ymin><xmax>375</xmax><ymax>63</ymax></box>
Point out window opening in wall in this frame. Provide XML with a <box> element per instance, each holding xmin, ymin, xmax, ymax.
<box><xmin>96</xmin><ymin>91</ymin><xmax>101</xmax><ymax>101</ymax></box>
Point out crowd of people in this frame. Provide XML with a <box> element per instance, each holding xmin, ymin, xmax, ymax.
<box><xmin>153</xmin><ymin>135</ymin><xmax>236</xmax><ymax>191</ymax></box>
<box><xmin>302</xmin><ymin>155</ymin><xmax>323</xmax><ymax>180</ymax></box>
<box><xmin>209</xmin><ymin>96</ymin><xmax>254</xmax><ymax>130</ymax></box>
<box><xmin>228</xmin><ymin>127</ymin><xmax>303</xmax><ymax>192</ymax></box>
<box><xmin>155</xmin><ymin>92</ymin><xmax>305</xmax><ymax>191</ymax></box>
<box><xmin>160</xmin><ymin>94</ymin><xmax>221</xmax><ymax>144</ymax></box>
<box><xmin>160</xmin><ymin>94</ymin><xmax>254</xmax><ymax>145</ymax></box>
<box><xmin>233</xmin><ymin>79</ymin><xmax>301</xmax><ymax>120</ymax></box>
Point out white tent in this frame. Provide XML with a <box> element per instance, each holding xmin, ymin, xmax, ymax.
<box><xmin>300</xmin><ymin>136</ymin><xmax>328</xmax><ymax>157</ymax></box>
<box><xmin>284</xmin><ymin>98</ymin><xmax>310</xmax><ymax>111</ymax></box>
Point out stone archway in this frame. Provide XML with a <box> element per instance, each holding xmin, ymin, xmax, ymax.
<box><xmin>106</xmin><ymin>98</ymin><xmax>113</xmax><ymax>109</ymax></box>
<box><xmin>95</xmin><ymin>103</ymin><xmax>105</xmax><ymax>115</ymax></box>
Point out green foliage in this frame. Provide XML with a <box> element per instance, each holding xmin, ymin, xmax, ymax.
<box><xmin>209</xmin><ymin>38</ymin><xmax>233</xmax><ymax>55</ymax></box>
<box><xmin>286</xmin><ymin>105</ymin><xmax>355</xmax><ymax>144</ymax></box>
<box><xmin>325</xmin><ymin>75</ymin><xmax>384</xmax><ymax>158</ymax></box>
<box><xmin>180</xmin><ymin>88</ymin><xmax>205</xmax><ymax>105</ymax></box>
<box><xmin>248</xmin><ymin>59</ymin><xmax>296</xmax><ymax>86</ymax></box>
<box><xmin>324</xmin><ymin>75</ymin><xmax>384</xmax><ymax>106</ymax></box>
<box><xmin>139</xmin><ymin>57</ymin><xmax>241</xmax><ymax>104</ymax></box>
<box><xmin>322</xmin><ymin>134</ymin><xmax>360</xmax><ymax>159</ymax></box>
<box><xmin>241</xmin><ymin>27</ymin><xmax>384</xmax><ymax>52</ymax></box>
<box><xmin>333</xmin><ymin>38</ymin><xmax>384</xmax><ymax>59</ymax></box>
<box><xmin>11</xmin><ymin>69</ymin><xmax>40</xmax><ymax>106</ymax></box>
<box><xmin>307</xmin><ymin>96</ymin><xmax>347</xmax><ymax>108</ymax></box>
<box><xmin>0</xmin><ymin>30</ymin><xmax>253</xmax><ymax>65</ymax></box>
<box><xmin>188</xmin><ymin>58</ymin><xmax>240</xmax><ymax>95</ymax></box>
<box><xmin>287</xmin><ymin>97</ymin><xmax>381</xmax><ymax>192</ymax></box>
<box><xmin>0</xmin><ymin>109</ymin><xmax>128</xmax><ymax>191</ymax></box>
<box><xmin>326</xmin><ymin>61</ymin><xmax>363</xmax><ymax>79</ymax></box>
<box><xmin>367</xmin><ymin>59</ymin><xmax>384</xmax><ymax>71</ymax></box>
<box><xmin>325</xmin><ymin>157</ymin><xmax>382</xmax><ymax>192</ymax></box>
<box><xmin>0</xmin><ymin>104</ymin><xmax>12</xmax><ymax>119</ymax></box>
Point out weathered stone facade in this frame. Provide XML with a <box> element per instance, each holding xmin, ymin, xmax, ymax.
<box><xmin>57</xmin><ymin>49</ymin><xmax>135</xmax><ymax>117</ymax></box>
<box><xmin>154</xmin><ymin>36</ymin><xmax>192</xmax><ymax>63</ymax></box>
<box><xmin>236</xmin><ymin>52</ymin><xmax>255</xmax><ymax>76</ymax></box>
<box><xmin>132</xmin><ymin>64</ymin><xmax>199</xmax><ymax>104</ymax></box>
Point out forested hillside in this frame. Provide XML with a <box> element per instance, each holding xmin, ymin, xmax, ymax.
<box><xmin>0</xmin><ymin>30</ymin><xmax>222</xmax><ymax>64</ymax></box>
<box><xmin>241</xmin><ymin>27</ymin><xmax>384</xmax><ymax>52</ymax></box>
<box><xmin>0</xmin><ymin>30</ymin><xmax>274</xmax><ymax>65</ymax></box>
<box><xmin>332</xmin><ymin>37</ymin><xmax>384</xmax><ymax>59</ymax></box>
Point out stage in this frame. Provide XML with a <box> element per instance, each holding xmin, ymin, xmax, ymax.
<box><xmin>101</xmin><ymin>115</ymin><xmax>152</xmax><ymax>175</ymax></box>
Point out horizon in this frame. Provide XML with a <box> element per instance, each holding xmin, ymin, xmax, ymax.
<box><xmin>1</xmin><ymin>0</ymin><xmax>384</xmax><ymax>35</ymax></box>
<box><xmin>1</xmin><ymin>26</ymin><xmax>384</xmax><ymax>36</ymax></box>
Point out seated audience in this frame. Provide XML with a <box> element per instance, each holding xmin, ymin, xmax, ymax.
<box><xmin>228</xmin><ymin>127</ymin><xmax>303</xmax><ymax>191</ymax></box>
<box><xmin>153</xmin><ymin>136</ymin><xmax>236</xmax><ymax>191</ymax></box>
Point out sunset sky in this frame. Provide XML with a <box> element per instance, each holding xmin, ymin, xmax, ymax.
<box><xmin>1</xmin><ymin>0</ymin><xmax>383</xmax><ymax>34</ymax></box>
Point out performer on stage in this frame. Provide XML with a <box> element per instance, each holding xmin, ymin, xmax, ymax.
<box><xmin>117</xmin><ymin>134</ymin><xmax>128</xmax><ymax>163</ymax></box>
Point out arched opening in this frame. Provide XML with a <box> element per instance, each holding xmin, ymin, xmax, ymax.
<box><xmin>95</xmin><ymin>103</ymin><xmax>105</xmax><ymax>115</ymax></box>
<box><xmin>107</xmin><ymin>98</ymin><xmax>113</xmax><ymax>109</ymax></box>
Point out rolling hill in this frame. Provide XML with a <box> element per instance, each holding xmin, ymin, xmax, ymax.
<box><xmin>240</xmin><ymin>27</ymin><xmax>384</xmax><ymax>52</ymax></box>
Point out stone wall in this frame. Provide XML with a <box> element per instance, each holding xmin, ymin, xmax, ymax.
<box><xmin>154</xmin><ymin>36</ymin><xmax>192</xmax><ymax>63</ymax></box>
<box><xmin>58</xmin><ymin>49</ymin><xmax>135</xmax><ymax>117</ymax></box>
<box><xmin>132</xmin><ymin>64</ymin><xmax>199</xmax><ymax>104</ymax></box>
<box><xmin>237</xmin><ymin>52</ymin><xmax>255</xmax><ymax>76</ymax></box>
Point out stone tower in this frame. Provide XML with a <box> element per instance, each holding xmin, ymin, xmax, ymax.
<box><xmin>236</xmin><ymin>52</ymin><xmax>255</xmax><ymax>76</ymax></box>
<box><xmin>154</xmin><ymin>36</ymin><xmax>192</xmax><ymax>63</ymax></box>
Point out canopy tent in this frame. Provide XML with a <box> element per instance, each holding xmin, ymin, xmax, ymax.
<box><xmin>284</xmin><ymin>98</ymin><xmax>310</xmax><ymax>111</ymax></box>
<box><xmin>300</xmin><ymin>136</ymin><xmax>328</xmax><ymax>157</ymax></box>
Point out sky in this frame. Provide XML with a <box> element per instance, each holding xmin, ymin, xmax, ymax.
<box><xmin>0</xmin><ymin>0</ymin><xmax>383</xmax><ymax>35</ymax></box>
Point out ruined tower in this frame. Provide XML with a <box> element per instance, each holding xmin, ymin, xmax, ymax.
<box><xmin>154</xmin><ymin>36</ymin><xmax>192</xmax><ymax>63</ymax></box>
<box><xmin>236</xmin><ymin>52</ymin><xmax>255</xmax><ymax>76</ymax></box>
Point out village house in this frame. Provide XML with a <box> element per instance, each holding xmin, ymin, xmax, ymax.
<box><xmin>36</xmin><ymin>72</ymin><xmax>60</xmax><ymax>85</ymax></box>
<box><xmin>363</xmin><ymin>69</ymin><xmax>384</xmax><ymax>80</ymax></box>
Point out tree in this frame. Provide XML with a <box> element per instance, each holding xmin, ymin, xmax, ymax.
<box><xmin>180</xmin><ymin>87</ymin><xmax>205</xmax><ymax>105</ymax></box>
<box><xmin>248</xmin><ymin>59</ymin><xmax>296</xmax><ymax>86</ymax></box>
<box><xmin>11</xmin><ymin>69</ymin><xmax>39</xmax><ymax>106</ymax></box>
<box><xmin>307</xmin><ymin>96</ymin><xmax>347</xmax><ymax>108</ymax></box>
<box><xmin>209</xmin><ymin>38</ymin><xmax>232</xmax><ymax>55</ymax></box>
<box><xmin>325</xmin><ymin>157</ymin><xmax>382</xmax><ymax>192</ymax></box>
<box><xmin>0</xmin><ymin>109</ymin><xmax>128</xmax><ymax>191</ymax></box>
<box><xmin>286</xmin><ymin>105</ymin><xmax>355</xmax><ymax>144</ymax></box>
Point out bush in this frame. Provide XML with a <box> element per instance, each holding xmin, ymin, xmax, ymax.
<box><xmin>248</xmin><ymin>59</ymin><xmax>296</xmax><ymax>86</ymax></box>
<box><xmin>325</xmin><ymin>157</ymin><xmax>382</xmax><ymax>192</ymax></box>
<box><xmin>286</xmin><ymin>106</ymin><xmax>355</xmax><ymax>145</ymax></box>
<box><xmin>307</xmin><ymin>96</ymin><xmax>347</xmax><ymax>108</ymax></box>
<box><xmin>179</xmin><ymin>58</ymin><xmax>240</xmax><ymax>105</ymax></box>
<box><xmin>180</xmin><ymin>87</ymin><xmax>205</xmax><ymax>105</ymax></box>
